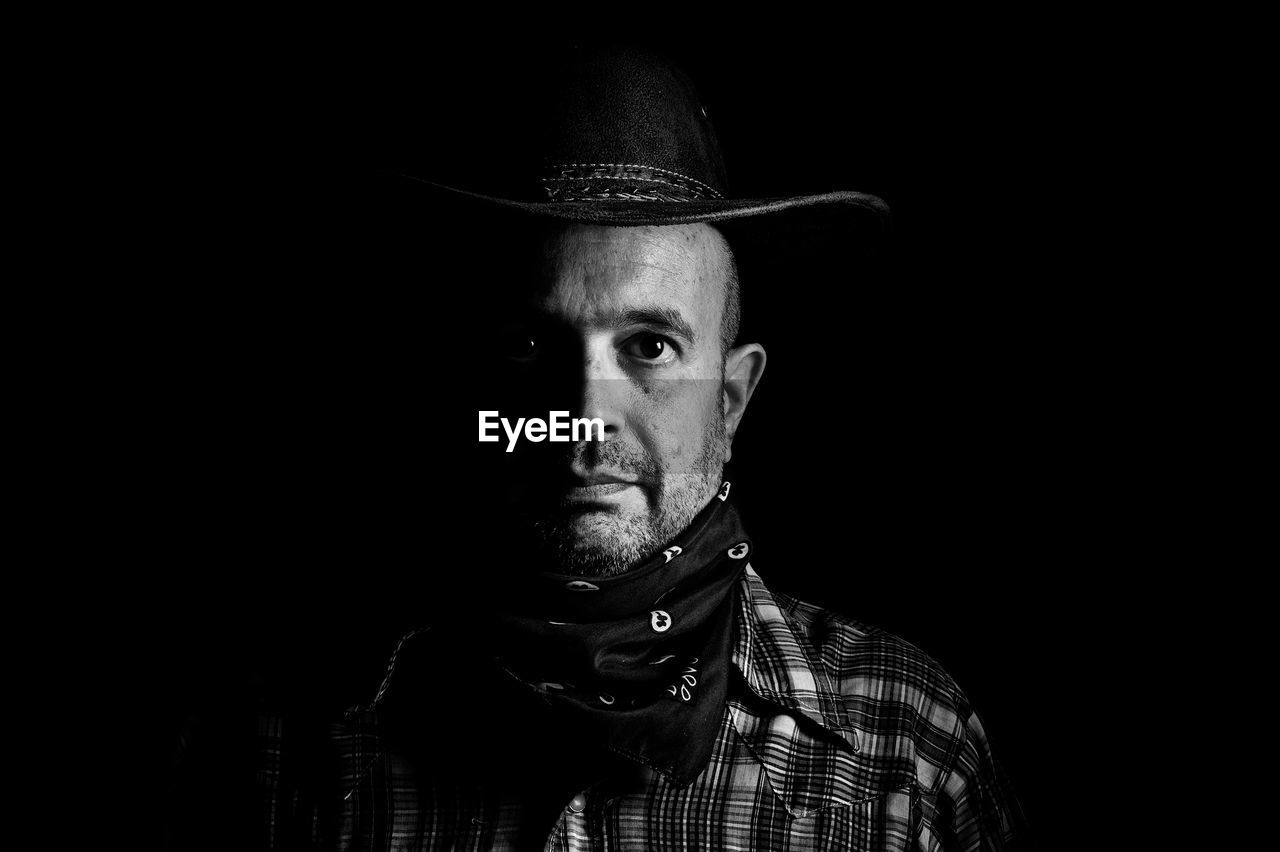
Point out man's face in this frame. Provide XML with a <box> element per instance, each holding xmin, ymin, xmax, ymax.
<box><xmin>495</xmin><ymin>223</ymin><xmax>763</xmax><ymax>577</ymax></box>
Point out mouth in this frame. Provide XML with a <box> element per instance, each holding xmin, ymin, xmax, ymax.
<box><xmin>566</xmin><ymin>481</ymin><xmax>633</xmax><ymax>498</ymax></box>
<box><xmin>562</xmin><ymin>473</ymin><xmax>642</xmax><ymax>504</ymax></box>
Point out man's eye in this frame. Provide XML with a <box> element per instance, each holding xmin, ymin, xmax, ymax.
<box><xmin>502</xmin><ymin>332</ymin><xmax>539</xmax><ymax>361</ymax></box>
<box><xmin>623</xmin><ymin>334</ymin><xmax>675</xmax><ymax>362</ymax></box>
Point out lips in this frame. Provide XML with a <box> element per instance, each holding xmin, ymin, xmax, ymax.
<box><xmin>567</xmin><ymin>466</ymin><xmax>638</xmax><ymax>485</ymax></box>
<box><xmin>562</xmin><ymin>472</ymin><xmax>641</xmax><ymax>502</ymax></box>
<box><xmin>566</xmin><ymin>481</ymin><xmax>633</xmax><ymax>498</ymax></box>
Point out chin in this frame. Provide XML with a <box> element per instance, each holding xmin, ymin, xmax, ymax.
<box><xmin>525</xmin><ymin>470</ymin><xmax>724</xmax><ymax>577</ymax></box>
<box><xmin>534</xmin><ymin>510</ymin><xmax>656</xmax><ymax>577</ymax></box>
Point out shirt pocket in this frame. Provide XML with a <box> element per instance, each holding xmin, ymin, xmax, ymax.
<box><xmin>787</xmin><ymin>785</ymin><xmax>919</xmax><ymax>852</ymax></box>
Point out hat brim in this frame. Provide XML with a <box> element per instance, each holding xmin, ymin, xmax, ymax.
<box><xmin>356</xmin><ymin>170</ymin><xmax>896</xmax><ymax>349</ymax></box>
<box><xmin>387</xmin><ymin>172</ymin><xmax>891</xmax><ymax>229</ymax></box>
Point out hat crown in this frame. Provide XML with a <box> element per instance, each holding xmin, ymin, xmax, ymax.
<box><xmin>388</xmin><ymin>46</ymin><xmax>888</xmax><ymax>230</ymax></box>
<box><xmin>535</xmin><ymin>48</ymin><xmax>728</xmax><ymax>203</ymax></box>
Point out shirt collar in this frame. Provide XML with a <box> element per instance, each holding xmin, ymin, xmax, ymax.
<box><xmin>731</xmin><ymin>565</ymin><xmax>860</xmax><ymax>752</ymax></box>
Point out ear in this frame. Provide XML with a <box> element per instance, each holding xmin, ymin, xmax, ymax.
<box><xmin>722</xmin><ymin>343</ymin><xmax>767</xmax><ymax>462</ymax></box>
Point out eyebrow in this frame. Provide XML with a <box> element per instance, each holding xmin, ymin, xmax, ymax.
<box><xmin>513</xmin><ymin>302</ymin><xmax>699</xmax><ymax>347</ymax></box>
<box><xmin>614</xmin><ymin>306</ymin><xmax>697</xmax><ymax>346</ymax></box>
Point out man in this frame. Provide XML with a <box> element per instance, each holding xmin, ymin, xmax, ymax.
<box><xmin>171</xmin><ymin>47</ymin><xmax>1022</xmax><ymax>850</ymax></box>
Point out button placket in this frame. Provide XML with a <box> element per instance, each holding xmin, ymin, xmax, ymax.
<box><xmin>552</xmin><ymin>791</ymin><xmax>592</xmax><ymax>852</ymax></box>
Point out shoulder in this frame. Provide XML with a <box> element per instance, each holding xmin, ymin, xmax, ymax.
<box><xmin>778</xmin><ymin>586</ymin><xmax>974</xmax><ymax>714</ymax></box>
<box><xmin>170</xmin><ymin>704</ymin><xmax>346</xmax><ymax>848</ymax></box>
<box><xmin>746</xmin><ymin>571</ymin><xmax>981</xmax><ymax>794</ymax></box>
<box><xmin>770</xmin><ymin>587</ymin><xmax>1024</xmax><ymax>841</ymax></box>
<box><xmin>753</xmin><ymin>572</ymin><xmax>974</xmax><ymax>715</ymax></box>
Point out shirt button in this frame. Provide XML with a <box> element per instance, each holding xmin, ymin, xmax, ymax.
<box><xmin>567</xmin><ymin>792</ymin><xmax>586</xmax><ymax>814</ymax></box>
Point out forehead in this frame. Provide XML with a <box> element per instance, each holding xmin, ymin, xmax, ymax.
<box><xmin>530</xmin><ymin>224</ymin><xmax>727</xmax><ymax>330</ymax></box>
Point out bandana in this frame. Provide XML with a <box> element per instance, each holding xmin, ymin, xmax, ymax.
<box><xmin>484</xmin><ymin>479</ymin><xmax>750</xmax><ymax>786</ymax></box>
<box><xmin>378</xmin><ymin>481</ymin><xmax>750</xmax><ymax>793</ymax></box>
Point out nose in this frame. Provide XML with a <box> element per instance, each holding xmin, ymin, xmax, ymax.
<box><xmin>576</xmin><ymin>341</ymin><xmax>624</xmax><ymax>440</ymax></box>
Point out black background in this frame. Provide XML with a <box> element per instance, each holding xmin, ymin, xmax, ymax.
<box><xmin>126</xmin><ymin>31</ymin><xmax>1126</xmax><ymax>850</ymax></box>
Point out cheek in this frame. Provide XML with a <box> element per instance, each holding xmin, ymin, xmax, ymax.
<box><xmin>630</xmin><ymin>381</ymin><xmax>721</xmax><ymax>461</ymax></box>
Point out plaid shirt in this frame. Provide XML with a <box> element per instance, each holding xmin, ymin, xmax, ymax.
<box><xmin>240</xmin><ymin>565</ymin><xmax>1020</xmax><ymax>851</ymax></box>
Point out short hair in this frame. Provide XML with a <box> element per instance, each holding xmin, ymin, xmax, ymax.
<box><xmin>720</xmin><ymin>250</ymin><xmax>741</xmax><ymax>354</ymax></box>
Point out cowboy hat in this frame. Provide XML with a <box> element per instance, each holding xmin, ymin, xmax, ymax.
<box><xmin>381</xmin><ymin>46</ymin><xmax>891</xmax><ymax>234</ymax></box>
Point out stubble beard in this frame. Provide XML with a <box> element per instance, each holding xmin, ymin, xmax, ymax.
<box><xmin>530</xmin><ymin>411</ymin><xmax>727</xmax><ymax>578</ymax></box>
